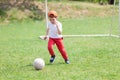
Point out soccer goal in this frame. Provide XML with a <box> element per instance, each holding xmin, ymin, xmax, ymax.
<box><xmin>40</xmin><ymin>0</ymin><xmax>120</xmax><ymax>39</ymax></box>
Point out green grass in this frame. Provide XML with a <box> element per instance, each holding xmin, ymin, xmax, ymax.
<box><xmin>0</xmin><ymin>17</ymin><xmax>120</xmax><ymax>80</ymax></box>
<box><xmin>62</xmin><ymin>16</ymin><xmax>119</xmax><ymax>35</ymax></box>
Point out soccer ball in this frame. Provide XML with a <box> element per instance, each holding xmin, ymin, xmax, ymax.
<box><xmin>33</xmin><ymin>58</ymin><xmax>45</xmax><ymax>70</ymax></box>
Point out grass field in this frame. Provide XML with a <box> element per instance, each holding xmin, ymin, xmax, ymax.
<box><xmin>0</xmin><ymin>17</ymin><xmax>120</xmax><ymax>80</ymax></box>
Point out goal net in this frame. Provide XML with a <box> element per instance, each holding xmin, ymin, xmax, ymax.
<box><xmin>41</xmin><ymin>0</ymin><xmax>120</xmax><ymax>39</ymax></box>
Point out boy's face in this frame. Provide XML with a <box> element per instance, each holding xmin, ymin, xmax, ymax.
<box><xmin>49</xmin><ymin>17</ymin><xmax>56</xmax><ymax>24</ymax></box>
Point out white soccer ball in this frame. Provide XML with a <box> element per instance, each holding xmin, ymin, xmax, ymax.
<box><xmin>33</xmin><ymin>58</ymin><xmax>45</xmax><ymax>70</ymax></box>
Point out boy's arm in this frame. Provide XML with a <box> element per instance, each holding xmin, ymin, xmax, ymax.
<box><xmin>54</xmin><ymin>18</ymin><xmax>62</xmax><ymax>35</ymax></box>
<box><xmin>56</xmin><ymin>24</ymin><xmax>62</xmax><ymax>35</ymax></box>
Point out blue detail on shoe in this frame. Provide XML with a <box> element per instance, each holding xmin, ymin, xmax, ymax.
<box><xmin>50</xmin><ymin>55</ymin><xmax>55</xmax><ymax>63</ymax></box>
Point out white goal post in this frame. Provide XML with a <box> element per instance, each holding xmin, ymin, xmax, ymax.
<box><xmin>41</xmin><ymin>0</ymin><xmax>120</xmax><ymax>39</ymax></box>
<box><xmin>118</xmin><ymin>0</ymin><xmax>120</xmax><ymax>38</ymax></box>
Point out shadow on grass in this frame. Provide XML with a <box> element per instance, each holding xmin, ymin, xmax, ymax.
<box><xmin>19</xmin><ymin>63</ymin><xmax>35</xmax><ymax>71</ymax></box>
<box><xmin>19</xmin><ymin>62</ymin><xmax>69</xmax><ymax>72</ymax></box>
<box><xmin>46</xmin><ymin>62</ymin><xmax>65</xmax><ymax>66</ymax></box>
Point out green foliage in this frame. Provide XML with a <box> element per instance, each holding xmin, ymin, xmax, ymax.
<box><xmin>0</xmin><ymin>0</ymin><xmax>44</xmax><ymax>22</ymax></box>
<box><xmin>67</xmin><ymin>0</ymin><xmax>118</xmax><ymax>4</ymax></box>
<box><xmin>6</xmin><ymin>8</ymin><xmax>28</xmax><ymax>21</ymax></box>
<box><xmin>0</xmin><ymin>9</ymin><xmax>6</xmax><ymax>16</ymax></box>
<box><xmin>0</xmin><ymin>0</ymin><xmax>118</xmax><ymax>24</ymax></box>
<box><xmin>0</xmin><ymin>9</ymin><xmax>7</xmax><ymax>22</ymax></box>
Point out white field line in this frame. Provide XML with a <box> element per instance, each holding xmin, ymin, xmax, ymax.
<box><xmin>39</xmin><ymin>34</ymin><xmax>120</xmax><ymax>39</ymax></box>
<box><xmin>110</xmin><ymin>34</ymin><xmax>120</xmax><ymax>38</ymax></box>
<box><xmin>63</xmin><ymin>34</ymin><xmax>110</xmax><ymax>37</ymax></box>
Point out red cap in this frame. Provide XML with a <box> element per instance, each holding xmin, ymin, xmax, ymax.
<box><xmin>48</xmin><ymin>10</ymin><xmax>58</xmax><ymax>18</ymax></box>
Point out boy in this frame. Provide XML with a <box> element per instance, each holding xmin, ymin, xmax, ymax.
<box><xmin>44</xmin><ymin>10</ymin><xmax>70</xmax><ymax>64</ymax></box>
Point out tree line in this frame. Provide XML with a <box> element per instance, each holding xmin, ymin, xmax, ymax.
<box><xmin>0</xmin><ymin>0</ymin><xmax>118</xmax><ymax>22</ymax></box>
<box><xmin>0</xmin><ymin>0</ymin><xmax>117</xmax><ymax>4</ymax></box>
<box><xmin>0</xmin><ymin>0</ymin><xmax>45</xmax><ymax>21</ymax></box>
<box><xmin>36</xmin><ymin>0</ymin><xmax>116</xmax><ymax>5</ymax></box>
<box><xmin>71</xmin><ymin>0</ymin><xmax>116</xmax><ymax>4</ymax></box>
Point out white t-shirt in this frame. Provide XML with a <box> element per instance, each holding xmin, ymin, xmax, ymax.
<box><xmin>48</xmin><ymin>21</ymin><xmax>62</xmax><ymax>38</ymax></box>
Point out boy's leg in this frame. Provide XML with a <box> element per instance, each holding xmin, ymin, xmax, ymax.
<box><xmin>48</xmin><ymin>38</ymin><xmax>56</xmax><ymax>63</ymax></box>
<box><xmin>48</xmin><ymin>38</ymin><xmax>55</xmax><ymax>56</ymax></box>
<box><xmin>55</xmin><ymin>38</ymin><xmax>69</xmax><ymax>61</ymax></box>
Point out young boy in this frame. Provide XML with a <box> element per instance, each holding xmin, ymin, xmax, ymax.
<box><xmin>44</xmin><ymin>10</ymin><xmax>70</xmax><ymax>64</ymax></box>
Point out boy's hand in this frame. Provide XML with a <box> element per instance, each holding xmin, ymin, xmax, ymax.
<box><xmin>44</xmin><ymin>36</ymin><xmax>48</xmax><ymax>40</ymax></box>
<box><xmin>39</xmin><ymin>36</ymin><xmax>48</xmax><ymax>40</ymax></box>
<box><xmin>53</xmin><ymin>18</ymin><xmax>58</xmax><ymax>25</ymax></box>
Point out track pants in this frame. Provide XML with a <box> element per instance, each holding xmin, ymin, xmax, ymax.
<box><xmin>48</xmin><ymin>38</ymin><xmax>68</xmax><ymax>60</ymax></box>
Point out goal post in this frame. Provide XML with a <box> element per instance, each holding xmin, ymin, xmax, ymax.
<box><xmin>45</xmin><ymin>0</ymin><xmax>48</xmax><ymax>28</ymax></box>
<box><xmin>118</xmin><ymin>0</ymin><xmax>120</xmax><ymax>38</ymax></box>
<box><xmin>109</xmin><ymin>0</ymin><xmax>120</xmax><ymax>38</ymax></box>
<box><xmin>41</xmin><ymin>0</ymin><xmax>120</xmax><ymax>38</ymax></box>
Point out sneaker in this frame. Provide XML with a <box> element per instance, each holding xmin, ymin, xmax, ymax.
<box><xmin>65</xmin><ymin>60</ymin><xmax>70</xmax><ymax>64</ymax></box>
<box><xmin>50</xmin><ymin>55</ymin><xmax>55</xmax><ymax>63</ymax></box>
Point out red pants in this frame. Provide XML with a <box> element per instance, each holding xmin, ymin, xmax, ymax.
<box><xmin>48</xmin><ymin>38</ymin><xmax>68</xmax><ymax>60</ymax></box>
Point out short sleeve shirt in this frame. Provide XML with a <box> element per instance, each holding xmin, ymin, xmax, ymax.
<box><xmin>48</xmin><ymin>21</ymin><xmax>62</xmax><ymax>38</ymax></box>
